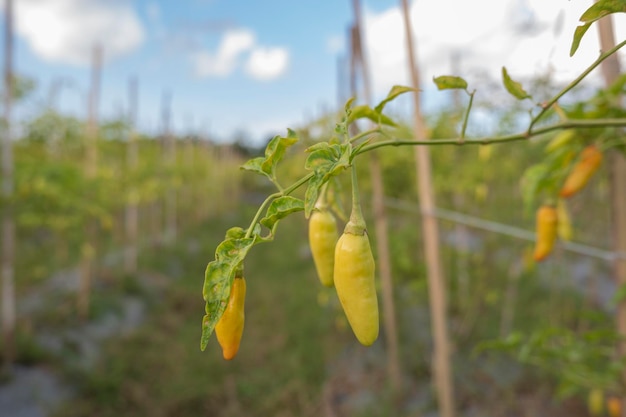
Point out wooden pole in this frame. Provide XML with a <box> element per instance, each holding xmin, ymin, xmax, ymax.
<box><xmin>124</xmin><ymin>76</ymin><xmax>139</xmax><ymax>274</ymax></box>
<box><xmin>1</xmin><ymin>0</ymin><xmax>16</xmax><ymax>368</ymax></box>
<box><xmin>161</xmin><ymin>91</ymin><xmax>176</xmax><ymax>244</ymax></box>
<box><xmin>78</xmin><ymin>44</ymin><xmax>102</xmax><ymax>320</ymax></box>
<box><xmin>399</xmin><ymin>1</ymin><xmax>456</xmax><ymax>416</ymax></box>
<box><xmin>351</xmin><ymin>0</ymin><xmax>403</xmax><ymax>396</ymax></box>
<box><xmin>595</xmin><ymin>11</ymin><xmax>626</xmax><ymax>416</ymax></box>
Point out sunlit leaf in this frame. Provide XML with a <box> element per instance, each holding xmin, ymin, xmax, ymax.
<box><xmin>520</xmin><ymin>163</ymin><xmax>549</xmax><ymax>214</ymax></box>
<box><xmin>260</xmin><ymin>196</ymin><xmax>304</xmax><ymax>230</ymax></box>
<box><xmin>433</xmin><ymin>75</ymin><xmax>468</xmax><ymax>91</ymax></box>
<box><xmin>225</xmin><ymin>226</ymin><xmax>245</xmax><ymax>240</ymax></box>
<box><xmin>570</xmin><ymin>23</ymin><xmax>592</xmax><ymax>57</ymax></box>
<box><xmin>545</xmin><ymin>129</ymin><xmax>577</xmax><ymax>154</ymax></box>
<box><xmin>374</xmin><ymin>85</ymin><xmax>415</xmax><ymax>114</ymax></box>
<box><xmin>200</xmin><ymin>237</ymin><xmax>255</xmax><ymax>351</ymax></box>
<box><xmin>347</xmin><ymin>105</ymin><xmax>397</xmax><ymax>126</ymax></box>
<box><xmin>304</xmin><ymin>172</ymin><xmax>326</xmax><ymax>218</ymax></box>
<box><xmin>502</xmin><ymin>67</ymin><xmax>531</xmax><ymax>100</ymax></box>
<box><xmin>350</xmin><ymin>138</ymin><xmax>371</xmax><ymax>162</ymax></box>
<box><xmin>240</xmin><ymin>157</ymin><xmax>268</xmax><ymax>177</ymax></box>
<box><xmin>579</xmin><ymin>0</ymin><xmax>626</xmax><ymax>22</ymax></box>
<box><xmin>570</xmin><ymin>0</ymin><xmax>626</xmax><ymax>56</ymax></box>
<box><xmin>261</xmin><ymin>129</ymin><xmax>298</xmax><ymax>177</ymax></box>
<box><xmin>305</xmin><ymin>144</ymin><xmax>338</xmax><ymax>171</ymax></box>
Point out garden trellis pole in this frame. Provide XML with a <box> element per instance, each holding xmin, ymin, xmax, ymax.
<box><xmin>596</xmin><ymin>10</ymin><xmax>626</xmax><ymax>415</ymax></box>
<box><xmin>162</xmin><ymin>91</ymin><xmax>177</xmax><ymax>244</ymax></box>
<box><xmin>125</xmin><ymin>76</ymin><xmax>139</xmax><ymax>274</ymax></box>
<box><xmin>400</xmin><ymin>1</ymin><xmax>456</xmax><ymax>416</ymax></box>
<box><xmin>78</xmin><ymin>44</ymin><xmax>102</xmax><ymax>320</ymax></box>
<box><xmin>1</xmin><ymin>0</ymin><xmax>15</xmax><ymax>368</ymax></box>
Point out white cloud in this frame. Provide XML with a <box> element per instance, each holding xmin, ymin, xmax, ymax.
<box><xmin>245</xmin><ymin>47</ymin><xmax>289</xmax><ymax>81</ymax></box>
<box><xmin>192</xmin><ymin>28</ymin><xmax>288</xmax><ymax>81</ymax></box>
<box><xmin>192</xmin><ymin>29</ymin><xmax>255</xmax><ymax>77</ymax></box>
<box><xmin>326</xmin><ymin>35</ymin><xmax>344</xmax><ymax>54</ymax></box>
<box><xmin>361</xmin><ymin>0</ymin><xmax>626</xmax><ymax>100</ymax></box>
<box><xmin>8</xmin><ymin>0</ymin><xmax>145</xmax><ymax>66</ymax></box>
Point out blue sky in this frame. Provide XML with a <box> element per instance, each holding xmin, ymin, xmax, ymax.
<box><xmin>2</xmin><ymin>0</ymin><xmax>625</xmax><ymax>146</ymax></box>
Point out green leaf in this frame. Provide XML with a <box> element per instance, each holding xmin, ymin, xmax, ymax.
<box><xmin>305</xmin><ymin>143</ymin><xmax>338</xmax><ymax>171</ymax></box>
<box><xmin>200</xmin><ymin>260</ymin><xmax>230</xmax><ymax>351</ymax></box>
<box><xmin>350</xmin><ymin>138</ymin><xmax>371</xmax><ymax>162</ymax></box>
<box><xmin>200</xmin><ymin>314</ymin><xmax>213</xmax><ymax>352</ymax></box>
<box><xmin>304</xmin><ymin>141</ymin><xmax>351</xmax><ymax>218</ymax></box>
<box><xmin>260</xmin><ymin>196</ymin><xmax>304</xmax><ymax>230</ymax></box>
<box><xmin>214</xmin><ymin>237</ymin><xmax>255</xmax><ymax>264</ymax></box>
<box><xmin>200</xmin><ymin>237</ymin><xmax>255</xmax><ymax>351</ymax></box>
<box><xmin>520</xmin><ymin>163</ymin><xmax>549</xmax><ymax>214</ymax></box>
<box><xmin>374</xmin><ymin>85</ymin><xmax>415</xmax><ymax>114</ymax></box>
<box><xmin>240</xmin><ymin>157</ymin><xmax>268</xmax><ymax>177</ymax></box>
<box><xmin>347</xmin><ymin>105</ymin><xmax>397</xmax><ymax>126</ymax></box>
<box><xmin>570</xmin><ymin>0</ymin><xmax>626</xmax><ymax>56</ymax></box>
<box><xmin>261</xmin><ymin>129</ymin><xmax>299</xmax><ymax>177</ymax></box>
<box><xmin>305</xmin><ymin>142</ymin><xmax>332</xmax><ymax>153</ymax></box>
<box><xmin>570</xmin><ymin>22</ymin><xmax>592</xmax><ymax>57</ymax></box>
<box><xmin>225</xmin><ymin>226</ymin><xmax>245</xmax><ymax>239</ymax></box>
<box><xmin>545</xmin><ymin>129</ymin><xmax>577</xmax><ymax>154</ymax></box>
<box><xmin>579</xmin><ymin>0</ymin><xmax>626</xmax><ymax>23</ymax></box>
<box><xmin>433</xmin><ymin>76</ymin><xmax>468</xmax><ymax>91</ymax></box>
<box><xmin>502</xmin><ymin>67</ymin><xmax>531</xmax><ymax>100</ymax></box>
<box><xmin>305</xmin><ymin>143</ymin><xmax>350</xmax><ymax>176</ymax></box>
<box><xmin>611</xmin><ymin>283</ymin><xmax>626</xmax><ymax>306</ymax></box>
<box><xmin>304</xmin><ymin>172</ymin><xmax>326</xmax><ymax>218</ymax></box>
<box><xmin>344</xmin><ymin>97</ymin><xmax>356</xmax><ymax>115</ymax></box>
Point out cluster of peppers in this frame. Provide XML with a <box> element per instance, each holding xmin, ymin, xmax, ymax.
<box><xmin>214</xmin><ymin>165</ymin><xmax>379</xmax><ymax>360</ymax></box>
<box><xmin>533</xmin><ymin>144</ymin><xmax>603</xmax><ymax>262</ymax></box>
<box><xmin>307</xmin><ymin>163</ymin><xmax>379</xmax><ymax>347</ymax></box>
<box><xmin>308</xmin><ymin>190</ymin><xmax>379</xmax><ymax>347</ymax></box>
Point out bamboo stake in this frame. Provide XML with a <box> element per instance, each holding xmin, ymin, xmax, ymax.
<box><xmin>399</xmin><ymin>1</ymin><xmax>456</xmax><ymax>416</ymax></box>
<box><xmin>595</xmin><ymin>11</ymin><xmax>626</xmax><ymax>416</ymax></box>
<box><xmin>161</xmin><ymin>91</ymin><xmax>177</xmax><ymax>244</ymax></box>
<box><xmin>78</xmin><ymin>44</ymin><xmax>102</xmax><ymax>321</ymax></box>
<box><xmin>124</xmin><ymin>76</ymin><xmax>139</xmax><ymax>274</ymax></box>
<box><xmin>1</xmin><ymin>0</ymin><xmax>15</xmax><ymax>368</ymax></box>
<box><xmin>351</xmin><ymin>0</ymin><xmax>403</xmax><ymax>396</ymax></box>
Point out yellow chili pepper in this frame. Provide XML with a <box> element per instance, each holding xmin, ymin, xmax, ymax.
<box><xmin>215</xmin><ymin>277</ymin><xmax>246</xmax><ymax>360</ymax></box>
<box><xmin>533</xmin><ymin>205</ymin><xmax>558</xmax><ymax>262</ymax></box>
<box><xmin>334</xmin><ymin>227</ymin><xmax>379</xmax><ymax>346</ymax></box>
<box><xmin>308</xmin><ymin>206</ymin><xmax>338</xmax><ymax>287</ymax></box>
<box><xmin>560</xmin><ymin>145</ymin><xmax>603</xmax><ymax>198</ymax></box>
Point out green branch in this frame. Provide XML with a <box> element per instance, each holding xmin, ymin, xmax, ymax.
<box><xmin>460</xmin><ymin>89</ymin><xmax>475</xmax><ymax>141</ymax></box>
<box><xmin>244</xmin><ymin>172</ymin><xmax>314</xmax><ymax>239</ymax></box>
<box><xmin>355</xmin><ymin>118</ymin><xmax>626</xmax><ymax>156</ymax></box>
<box><xmin>528</xmin><ymin>39</ymin><xmax>626</xmax><ymax>131</ymax></box>
<box><xmin>349</xmin><ymin>127</ymin><xmax>383</xmax><ymax>143</ymax></box>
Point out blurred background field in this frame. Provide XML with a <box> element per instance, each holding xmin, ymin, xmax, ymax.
<box><xmin>1</xmin><ymin>110</ymin><xmax>619</xmax><ymax>416</ymax></box>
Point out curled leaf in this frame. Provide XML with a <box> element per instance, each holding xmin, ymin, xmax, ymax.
<box><xmin>433</xmin><ymin>75</ymin><xmax>468</xmax><ymax>91</ymax></box>
<box><xmin>260</xmin><ymin>196</ymin><xmax>304</xmax><ymax>230</ymax></box>
<box><xmin>502</xmin><ymin>67</ymin><xmax>531</xmax><ymax>100</ymax></box>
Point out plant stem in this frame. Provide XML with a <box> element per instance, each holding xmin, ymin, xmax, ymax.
<box><xmin>350</xmin><ymin>127</ymin><xmax>382</xmax><ymax>143</ymax></box>
<box><xmin>355</xmin><ymin>118</ymin><xmax>626</xmax><ymax>155</ymax></box>
<box><xmin>244</xmin><ymin>192</ymin><xmax>281</xmax><ymax>239</ymax></box>
<box><xmin>244</xmin><ymin>172</ymin><xmax>315</xmax><ymax>239</ymax></box>
<box><xmin>529</xmin><ymin>39</ymin><xmax>626</xmax><ymax>131</ymax></box>
<box><xmin>283</xmin><ymin>171</ymin><xmax>315</xmax><ymax>196</ymax></box>
<box><xmin>460</xmin><ymin>90</ymin><xmax>474</xmax><ymax>140</ymax></box>
<box><xmin>346</xmin><ymin>161</ymin><xmax>366</xmax><ymax>233</ymax></box>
